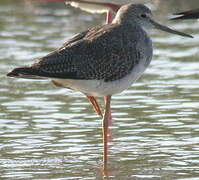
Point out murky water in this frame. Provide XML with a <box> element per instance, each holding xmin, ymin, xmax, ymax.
<box><xmin>0</xmin><ymin>0</ymin><xmax>199</xmax><ymax>179</ymax></box>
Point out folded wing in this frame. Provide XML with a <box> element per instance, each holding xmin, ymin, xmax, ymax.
<box><xmin>7</xmin><ymin>24</ymin><xmax>142</xmax><ymax>82</ymax></box>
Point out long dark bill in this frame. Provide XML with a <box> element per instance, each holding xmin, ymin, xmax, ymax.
<box><xmin>150</xmin><ymin>19</ymin><xmax>193</xmax><ymax>38</ymax></box>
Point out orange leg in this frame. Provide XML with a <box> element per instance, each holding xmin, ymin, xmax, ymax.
<box><xmin>52</xmin><ymin>80</ymin><xmax>102</xmax><ymax>117</ymax></box>
<box><xmin>102</xmin><ymin>95</ymin><xmax>111</xmax><ymax>176</ymax></box>
<box><xmin>103</xmin><ymin>12</ymin><xmax>113</xmax><ymax>172</ymax></box>
<box><xmin>104</xmin><ymin>97</ymin><xmax>112</xmax><ymax>122</ymax></box>
<box><xmin>87</xmin><ymin>96</ymin><xmax>103</xmax><ymax>117</ymax></box>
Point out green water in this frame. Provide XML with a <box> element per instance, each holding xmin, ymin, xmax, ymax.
<box><xmin>0</xmin><ymin>0</ymin><xmax>199</xmax><ymax>179</ymax></box>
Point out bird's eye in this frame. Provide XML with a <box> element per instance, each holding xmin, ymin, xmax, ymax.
<box><xmin>141</xmin><ymin>14</ymin><xmax>147</xmax><ymax>18</ymax></box>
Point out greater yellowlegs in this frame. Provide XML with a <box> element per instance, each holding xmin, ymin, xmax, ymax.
<box><xmin>171</xmin><ymin>8</ymin><xmax>199</xmax><ymax>20</ymax></box>
<box><xmin>7</xmin><ymin>3</ymin><xmax>193</xmax><ymax>173</ymax></box>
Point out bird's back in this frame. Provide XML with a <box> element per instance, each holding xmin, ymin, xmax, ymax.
<box><xmin>8</xmin><ymin>23</ymin><xmax>152</xmax><ymax>83</ymax></box>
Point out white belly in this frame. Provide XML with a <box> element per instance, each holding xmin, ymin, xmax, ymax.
<box><xmin>52</xmin><ymin>61</ymin><xmax>148</xmax><ymax>97</ymax></box>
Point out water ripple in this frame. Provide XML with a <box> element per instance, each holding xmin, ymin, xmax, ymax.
<box><xmin>0</xmin><ymin>0</ymin><xmax>199</xmax><ymax>179</ymax></box>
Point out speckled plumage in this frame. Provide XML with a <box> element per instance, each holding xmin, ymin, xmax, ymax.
<box><xmin>8</xmin><ymin>4</ymin><xmax>156</xmax><ymax>96</ymax></box>
<box><xmin>14</xmin><ymin>23</ymin><xmax>151</xmax><ymax>82</ymax></box>
<box><xmin>8</xmin><ymin>4</ymin><xmax>153</xmax><ymax>83</ymax></box>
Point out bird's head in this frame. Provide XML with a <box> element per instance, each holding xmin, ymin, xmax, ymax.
<box><xmin>113</xmin><ymin>3</ymin><xmax>193</xmax><ymax>38</ymax></box>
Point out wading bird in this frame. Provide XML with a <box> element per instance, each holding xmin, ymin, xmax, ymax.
<box><xmin>7</xmin><ymin>3</ymin><xmax>193</xmax><ymax>173</ymax></box>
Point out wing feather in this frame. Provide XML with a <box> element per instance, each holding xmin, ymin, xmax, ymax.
<box><xmin>10</xmin><ymin>24</ymin><xmax>148</xmax><ymax>82</ymax></box>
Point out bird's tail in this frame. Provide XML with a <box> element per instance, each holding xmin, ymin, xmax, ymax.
<box><xmin>7</xmin><ymin>67</ymin><xmax>47</xmax><ymax>79</ymax></box>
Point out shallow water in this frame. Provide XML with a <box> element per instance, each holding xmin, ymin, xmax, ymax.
<box><xmin>0</xmin><ymin>0</ymin><xmax>199</xmax><ymax>179</ymax></box>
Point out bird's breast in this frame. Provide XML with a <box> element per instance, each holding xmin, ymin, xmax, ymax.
<box><xmin>51</xmin><ymin>56</ymin><xmax>149</xmax><ymax>97</ymax></box>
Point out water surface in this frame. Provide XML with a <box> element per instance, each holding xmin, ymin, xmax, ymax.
<box><xmin>0</xmin><ymin>0</ymin><xmax>199</xmax><ymax>179</ymax></box>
